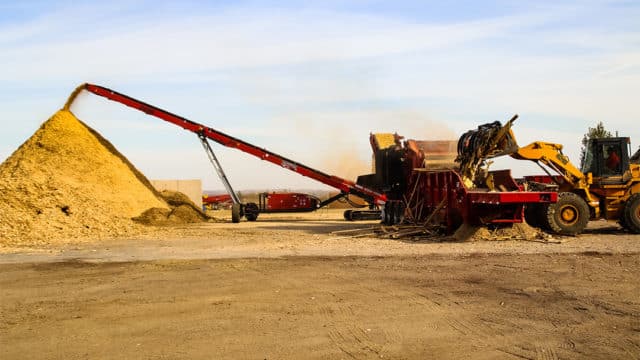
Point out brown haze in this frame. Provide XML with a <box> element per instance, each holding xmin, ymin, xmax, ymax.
<box><xmin>275</xmin><ymin>109</ymin><xmax>458</xmax><ymax>182</ymax></box>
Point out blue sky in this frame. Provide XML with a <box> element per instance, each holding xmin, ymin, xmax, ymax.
<box><xmin>1</xmin><ymin>0</ymin><xmax>638</xmax><ymax>191</ymax></box>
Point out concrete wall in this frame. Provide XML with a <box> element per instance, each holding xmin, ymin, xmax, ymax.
<box><xmin>151</xmin><ymin>179</ymin><xmax>202</xmax><ymax>209</ymax></box>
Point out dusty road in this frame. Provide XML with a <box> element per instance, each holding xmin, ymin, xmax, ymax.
<box><xmin>1</xmin><ymin>210</ymin><xmax>639</xmax><ymax>359</ymax></box>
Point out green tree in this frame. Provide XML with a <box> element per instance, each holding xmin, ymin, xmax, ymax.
<box><xmin>579</xmin><ymin>121</ymin><xmax>612</xmax><ymax>168</ymax></box>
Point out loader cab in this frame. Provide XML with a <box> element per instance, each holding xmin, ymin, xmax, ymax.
<box><xmin>581</xmin><ymin>137</ymin><xmax>630</xmax><ymax>179</ymax></box>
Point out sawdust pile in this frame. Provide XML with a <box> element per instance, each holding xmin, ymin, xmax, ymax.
<box><xmin>452</xmin><ymin>222</ymin><xmax>542</xmax><ymax>242</ymax></box>
<box><xmin>134</xmin><ymin>190</ymin><xmax>209</xmax><ymax>226</ymax></box>
<box><xmin>0</xmin><ymin>110</ymin><xmax>172</xmax><ymax>247</ymax></box>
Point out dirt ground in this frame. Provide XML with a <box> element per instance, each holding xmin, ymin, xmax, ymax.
<box><xmin>1</xmin><ymin>209</ymin><xmax>639</xmax><ymax>359</ymax></box>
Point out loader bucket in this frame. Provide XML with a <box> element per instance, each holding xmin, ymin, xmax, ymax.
<box><xmin>456</xmin><ymin>115</ymin><xmax>519</xmax><ymax>160</ymax></box>
<box><xmin>456</xmin><ymin>115</ymin><xmax>519</xmax><ymax>186</ymax></box>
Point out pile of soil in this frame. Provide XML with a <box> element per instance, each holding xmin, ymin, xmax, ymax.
<box><xmin>0</xmin><ymin>110</ymin><xmax>176</xmax><ymax>247</ymax></box>
<box><xmin>134</xmin><ymin>190</ymin><xmax>209</xmax><ymax>226</ymax></box>
<box><xmin>452</xmin><ymin>222</ymin><xmax>542</xmax><ymax>242</ymax></box>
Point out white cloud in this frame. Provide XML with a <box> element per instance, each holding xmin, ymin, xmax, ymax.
<box><xmin>0</xmin><ymin>6</ymin><xmax>548</xmax><ymax>82</ymax></box>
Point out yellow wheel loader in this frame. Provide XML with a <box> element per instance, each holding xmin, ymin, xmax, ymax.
<box><xmin>458</xmin><ymin>116</ymin><xmax>640</xmax><ymax>235</ymax></box>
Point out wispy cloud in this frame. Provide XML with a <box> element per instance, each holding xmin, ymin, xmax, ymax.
<box><xmin>0</xmin><ymin>5</ymin><xmax>548</xmax><ymax>82</ymax></box>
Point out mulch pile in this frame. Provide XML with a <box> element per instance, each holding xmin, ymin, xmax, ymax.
<box><xmin>0</xmin><ymin>110</ymin><xmax>207</xmax><ymax>247</ymax></box>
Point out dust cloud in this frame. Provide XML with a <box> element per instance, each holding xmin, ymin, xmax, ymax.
<box><xmin>370</xmin><ymin>109</ymin><xmax>457</xmax><ymax>141</ymax></box>
<box><xmin>279</xmin><ymin>108</ymin><xmax>458</xmax><ymax>181</ymax></box>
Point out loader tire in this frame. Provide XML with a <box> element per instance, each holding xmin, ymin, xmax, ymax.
<box><xmin>619</xmin><ymin>210</ymin><xmax>628</xmax><ymax>229</ymax></box>
<box><xmin>231</xmin><ymin>203</ymin><xmax>241</xmax><ymax>223</ymax></box>
<box><xmin>622</xmin><ymin>193</ymin><xmax>640</xmax><ymax>234</ymax></box>
<box><xmin>545</xmin><ymin>192</ymin><xmax>589</xmax><ymax>236</ymax></box>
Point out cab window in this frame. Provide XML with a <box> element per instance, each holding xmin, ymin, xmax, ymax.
<box><xmin>581</xmin><ymin>145</ymin><xmax>594</xmax><ymax>174</ymax></box>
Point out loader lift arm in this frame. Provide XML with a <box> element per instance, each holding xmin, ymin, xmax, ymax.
<box><xmin>63</xmin><ymin>83</ymin><xmax>386</xmax><ymax>207</ymax></box>
<box><xmin>510</xmin><ymin>141</ymin><xmax>587</xmax><ymax>188</ymax></box>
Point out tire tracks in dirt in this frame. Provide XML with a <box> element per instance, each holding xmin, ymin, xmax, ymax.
<box><xmin>318</xmin><ymin>289</ymin><xmax>388</xmax><ymax>359</ymax></box>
